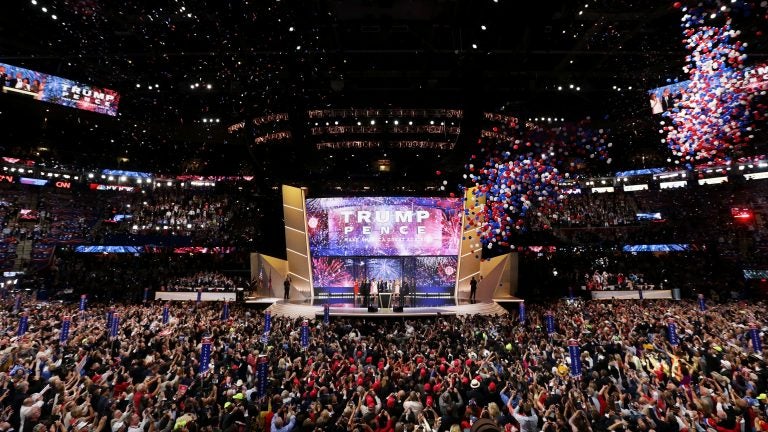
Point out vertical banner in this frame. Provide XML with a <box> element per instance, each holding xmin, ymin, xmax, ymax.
<box><xmin>519</xmin><ymin>302</ymin><xmax>526</xmax><ymax>324</ymax></box>
<box><xmin>222</xmin><ymin>301</ymin><xmax>230</xmax><ymax>321</ymax></box>
<box><xmin>17</xmin><ymin>311</ymin><xmax>29</xmax><ymax>337</ymax></box>
<box><xmin>568</xmin><ymin>286</ymin><xmax>574</xmax><ymax>302</ymax></box>
<box><xmin>110</xmin><ymin>313</ymin><xmax>120</xmax><ymax>338</ymax></box>
<box><xmin>13</xmin><ymin>294</ymin><xmax>21</xmax><ymax>313</ymax></box>
<box><xmin>106</xmin><ymin>307</ymin><xmax>115</xmax><ymax>329</ymax></box>
<box><xmin>300</xmin><ymin>319</ymin><xmax>309</xmax><ymax>349</ymax></box>
<box><xmin>196</xmin><ymin>289</ymin><xmax>202</xmax><ymax>305</ymax></box>
<box><xmin>199</xmin><ymin>336</ymin><xmax>212</xmax><ymax>375</ymax></box>
<box><xmin>162</xmin><ymin>303</ymin><xmax>170</xmax><ymax>324</ymax></box>
<box><xmin>698</xmin><ymin>294</ymin><xmax>706</xmax><ymax>312</ymax></box>
<box><xmin>143</xmin><ymin>287</ymin><xmax>149</xmax><ymax>303</ymax></box>
<box><xmin>568</xmin><ymin>339</ymin><xmax>582</xmax><ymax>379</ymax></box>
<box><xmin>667</xmin><ymin>318</ymin><xmax>679</xmax><ymax>346</ymax></box>
<box><xmin>79</xmin><ymin>294</ymin><xmax>87</xmax><ymax>315</ymax></box>
<box><xmin>264</xmin><ymin>311</ymin><xmax>272</xmax><ymax>333</ymax></box>
<box><xmin>638</xmin><ymin>289</ymin><xmax>643</xmax><ymax>300</ymax></box>
<box><xmin>323</xmin><ymin>304</ymin><xmax>330</xmax><ymax>325</ymax></box>
<box><xmin>257</xmin><ymin>354</ymin><xmax>269</xmax><ymax>397</ymax></box>
<box><xmin>750</xmin><ymin>323</ymin><xmax>762</xmax><ymax>353</ymax></box>
<box><xmin>545</xmin><ymin>311</ymin><xmax>555</xmax><ymax>335</ymax></box>
<box><xmin>60</xmin><ymin>315</ymin><xmax>71</xmax><ymax>343</ymax></box>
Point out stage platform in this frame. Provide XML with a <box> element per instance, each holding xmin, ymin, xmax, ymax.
<box><xmin>249</xmin><ymin>297</ymin><xmax>511</xmax><ymax>319</ymax></box>
<box><xmin>590</xmin><ymin>289</ymin><xmax>673</xmax><ymax>300</ymax></box>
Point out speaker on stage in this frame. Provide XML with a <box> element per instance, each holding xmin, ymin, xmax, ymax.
<box><xmin>368</xmin><ymin>306</ymin><xmax>378</xmax><ymax>313</ymax></box>
<box><xmin>393</xmin><ymin>306</ymin><xmax>403</xmax><ymax>312</ymax></box>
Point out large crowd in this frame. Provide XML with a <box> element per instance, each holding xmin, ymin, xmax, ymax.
<box><xmin>1</xmin><ymin>296</ymin><xmax>767</xmax><ymax>432</ymax></box>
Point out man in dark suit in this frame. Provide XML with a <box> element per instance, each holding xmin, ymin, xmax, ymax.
<box><xmin>469</xmin><ymin>276</ymin><xmax>478</xmax><ymax>302</ymax></box>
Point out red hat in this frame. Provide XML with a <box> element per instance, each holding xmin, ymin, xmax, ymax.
<box><xmin>426</xmin><ymin>396</ymin><xmax>434</xmax><ymax>407</ymax></box>
<box><xmin>309</xmin><ymin>389</ymin><xmax>318</xmax><ymax>398</ymax></box>
<box><xmin>357</xmin><ymin>378</ymin><xmax>364</xmax><ymax>386</ymax></box>
<box><xmin>373</xmin><ymin>381</ymin><xmax>381</xmax><ymax>392</ymax></box>
<box><xmin>461</xmin><ymin>421</ymin><xmax>471</xmax><ymax>430</ymax></box>
<box><xmin>439</xmin><ymin>364</ymin><xmax>447</xmax><ymax>374</ymax></box>
<box><xmin>488</xmin><ymin>382</ymin><xmax>496</xmax><ymax>392</ymax></box>
<box><xmin>453</xmin><ymin>359</ymin><xmax>460</xmax><ymax>367</ymax></box>
<box><xmin>366</xmin><ymin>356</ymin><xmax>373</xmax><ymax>364</ymax></box>
<box><xmin>433</xmin><ymin>383</ymin><xmax>441</xmax><ymax>394</ymax></box>
<box><xmin>423</xmin><ymin>383</ymin><xmax>431</xmax><ymax>393</ymax></box>
<box><xmin>366</xmin><ymin>396</ymin><xmax>375</xmax><ymax>407</ymax></box>
<box><xmin>386</xmin><ymin>397</ymin><xmax>396</xmax><ymax>408</ymax></box>
<box><xmin>357</xmin><ymin>351</ymin><xmax>363</xmax><ymax>358</ymax></box>
<box><xmin>349</xmin><ymin>365</ymin><xmax>357</xmax><ymax>373</ymax></box>
<box><xmin>465</xmin><ymin>359</ymin><xmax>473</xmax><ymax>366</ymax></box>
<box><xmin>419</xmin><ymin>367</ymin><xmax>427</xmax><ymax>377</ymax></box>
<box><xmin>461</xmin><ymin>377</ymin><xmax>470</xmax><ymax>386</ymax></box>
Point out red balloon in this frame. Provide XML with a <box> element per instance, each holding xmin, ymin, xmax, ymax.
<box><xmin>435</xmin><ymin>170</ymin><xmax>441</xmax><ymax>176</ymax></box>
<box><xmin>673</xmin><ymin>1</ymin><xmax>682</xmax><ymax>8</ymax></box>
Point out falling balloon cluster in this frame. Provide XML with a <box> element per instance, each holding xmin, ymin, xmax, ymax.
<box><xmin>662</xmin><ymin>4</ymin><xmax>754</xmax><ymax>169</ymax></box>
<box><xmin>464</xmin><ymin>117</ymin><xmax>612</xmax><ymax>251</ymax></box>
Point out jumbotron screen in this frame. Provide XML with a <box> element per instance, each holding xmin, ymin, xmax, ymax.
<box><xmin>306</xmin><ymin>197</ymin><xmax>463</xmax><ymax>257</ymax></box>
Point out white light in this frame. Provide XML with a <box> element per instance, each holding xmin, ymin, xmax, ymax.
<box><xmin>136</xmin><ymin>84</ymin><xmax>141</xmax><ymax>88</ymax></box>
<box><xmin>370</xmin><ymin>120</ymin><xmax>376</xmax><ymax>125</ymax></box>
<box><xmin>557</xmin><ymin>86</ymin><xmax>562</xmax><ymax>90</ymax></box>
<box><xmin>31</xmin><ymin>0</ymin><xmax>37</xmax><ymax>4</ymax></box>
<box><xmin>88</xmin><ymin>173</ymin><xmax>94</xmax><ymax>178</ymax></box>
<box><xmin>471</xmin><ymin>43</ymin><xmax>478</xmax><ymax>49</ymax></box>
<box><xmin>108</xmin><ymin>176</ymin><xmax>114</xmax><ymax>181</ymax></box>
<box><xmin>569</xmin><ymin>84</ymin><xmax>574</xmax><ymax>88</ymax></box>
<box><xmin>190</xmin><ymin>84</ymin><xmax>195</xmax><ymax>89</ymax></box>
<box><xmin>119</xmin><ymin>176</ymin><xmax>127</xmax><ymax>182</ymax></box>
<box><xmin>408</xmin><ymin>121</ymin><xmax>413</xmax><ymax>125</ymax></box>
<box><xmin>357</xmin><ymin>121</ymin><xmax>361</xmax><ymax>126</ymax></box>
<box><xmin>41</xmin><ymin>6</ymin><xmax>47</xmax><ymax>12</ymax></box>
<box><xmin>430</xmin><ymin>120</ymin><xmax>435</xmax><ymax>125</ymax></box>
<box><xmin>296</xmin><ymin>45</ymin><xmax>301</xmax><ymax>50</ymax></box>
<box><xmin>51</xmin><ymin>14</ymin><xmax>57</xmax><ymax>20</ymax></box>
<box><xmin>576</xmin><ymin>86</ymin><xmax>581</xmax><ymax>91</ymax></box>
<box><xmin>206</xmin><ymin>84</ymin><xmax>212</xmax><ymax>89</ymax></box>
<box><xmin>203</xmin><ymin>118</ymin><xmax>207</xmax><ymax>123</ymax></box>
<box><xmin>393</xmin><ymin>120</ymin><xmax>399</xmax><ymax>125</ymax></box>
<box><xmin>289</xmin><ymin>26</ymin><xmax>294</xmax><ymax>32</ymax></box>
<box><xmin>480</xmin><ymin>25</ymin><xmax>487</xmax><ymax>30</ymax></box>
<box><xmin>166</xmin><ymin>181</ymin><xmax>172</xmax><ymax>186</ymax></box>
<box><xmin>215</xmin><ymin>119</ymin><xmax>220</xmax><ymax>123</ymax></box>
<box><xmin>710</xmin><ymin>13</ymin><xmax>717</xmax><ymax>19</ymax></box>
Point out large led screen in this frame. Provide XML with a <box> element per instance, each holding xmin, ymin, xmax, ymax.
<box><xmin>414</xmin><ymin>256</ymin><xmax>458</xmax><ymax>294</ymax></box>
<box><xmin>306</xmin><ymin>197</ymin><xmax>462</xmax><ymax>256</ymax></box>
<box><xmin>1</xmin><ymin>62</ymin><xmax>120</xmax><ymax>116</ymax></box>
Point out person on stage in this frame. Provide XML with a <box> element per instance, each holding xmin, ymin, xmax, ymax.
<box><xmin>370</xmin><ymin>278</ymin><xmax>379</xmax><ymax>307</ymax></box>
<box><xmin>283</xmin><ymin>275</ymin><xmax>291</xmax><ymax>300</ymax></box>
<box><xmin>469</xmin><ymin>276</ymin><xmax>478</xmax><ymax>302</ymax></box>
<box><xmin>393</xmin><ymin>280</ymin><xmax>401</xmax><ymax>307</ymax></box>
<box><xmin>353</xmin><ymin>279</ymin><xmax>360</xmax><ymax>306</ymax></box>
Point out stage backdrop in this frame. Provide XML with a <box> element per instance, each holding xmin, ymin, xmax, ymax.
<box><xmin>306</xmin><ymin>197</ymin><xmax>463</xmax><ymax>295</ymax></box>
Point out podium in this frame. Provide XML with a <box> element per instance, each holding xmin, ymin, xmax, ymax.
<box><xmin>379</xmin><ymin>293</ymin><xmax>392</xmax><ymax>309</ymax></box>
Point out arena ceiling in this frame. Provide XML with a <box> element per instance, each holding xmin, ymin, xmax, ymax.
<box><xmin>0</xmin><ymin>0</ymin><xmax>766</xmax><ymax>192</ymax></box>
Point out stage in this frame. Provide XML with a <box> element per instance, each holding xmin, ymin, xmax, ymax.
<box><xmin>246</xmin><ymin>296</ymin><xmax>512</xmax><ymax>318</ymax></box>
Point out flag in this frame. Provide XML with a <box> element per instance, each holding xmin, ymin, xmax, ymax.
<box><xmin>199</xmin><ymin>336</ymin><xmax>212</xmax><ymax>375</ymax></box>
<box><xmin>568</xmin><ymin>339</ymin><xmax>582</xmax><ymax>378</ymax></box>
<box><xmin>667</xmin><ymin>318</ymin><xmax>679</xmax><ymax>346</ymax></box>
<box><xmin>60</xmin><ymin>315</ymin><xmax>71</xmax><ymax>343</ymax></box>
<box><xmin>750</xmin><ymin>323</ymin><xmax>762</xmax><ymax>353</ymax></box>
<box><xmin>257</xmin><ymin>355</ymin><xmax>269</xmax><ymax>397</ymax></box>
<box><xmin>545</xmin><ymin>311</ymin><xmax>555</xmax><ymax>335</ymax></box>
<box><xmin>110</xmin><ymin>313</ymin><xmax>120</xmax><ymax>338</ymax></box>
<box><xmin>300</xmin><ymin>320</ymin><xmax>309</xmax><ymax>348</ymax></box>
<box><xmin>17</xmin><ymin>312</ymin><xmax>28</xmax><ymax>337</ymax></box>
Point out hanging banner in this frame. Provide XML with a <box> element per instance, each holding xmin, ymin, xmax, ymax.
<box><xmin>519</xmin><ymin>302</ymin><xmax>526</xmax><ymax>324</ymax></box>
<box><xmin>667</xmin><ymin>318</ymin><xmax>679</xmax><ymax>346</ymax></box>
<box><xmin>698</xmin><ymin>294</ymin><xmax>706</xmax><ymax>312</ymax></box>
<box><xmin>257</xmin><ymin>354</ymin><xmax>269</xmax><ymax>397</ymax></box>
<box><xmin>568</xmin><ymin>339</ymin><xmax>582</xmax><ymax>378</ymax></box>
<box><xmin>264</xmin><ymin>311</ymin><xmax>271</xmax><ymax>333</ymax></box>
<box><xmin>545</xmin><ymin>311</ymin><xmax>555</xmax><ymax>335</ymax></box>
<box><xmin>79</xmin><ymin>294</ymin><xmax>87</xmax><ymax>313</ymax></box>
<box><xmin>162</xmin><ymin>303</ymin><xmax>170</xmax><ymax>324</ymax></box>
<box><xmin>60</xmin><ymin>315</ymin><xmax>71</xmax><ymax>343</ymax></box>
<box><xmin>750</xmin><ymin>323</ymin><xmax>762</xmax><ymax>353</ymax></box>
<box><xmin>323</xmin><ymin>304</ymin><xmax>330</xmax><ymax>325</ymax></box>
<box><xmin>199</xmin><ymin>336</ymin><xmax>212</xmax><ymax>375</ymax></box>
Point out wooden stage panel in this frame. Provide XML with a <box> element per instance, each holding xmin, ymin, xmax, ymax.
<box><xmin>257</xmin><ymin>298</ymin><xmax>512</xmax><ymax>318</ymax></box>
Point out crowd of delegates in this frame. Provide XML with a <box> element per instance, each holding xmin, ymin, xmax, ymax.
<box><xmin>1</xmin><ymin>296</ymin><xmax>768</xmax><ymax>432</ymax></box>
<box><xmin>583</xmin><ymin>271</ymin><xmax>650</xmax><ymax>291</ymax></box>
<box><xmin>161</xmin><ymin>272</ymin><xmax>246</xmax><ymax>292</ymax></box>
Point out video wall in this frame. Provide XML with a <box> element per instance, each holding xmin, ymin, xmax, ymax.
<box><xmin>0</xmin><ymin>62</ymin><xmax>120</xmax><ymax>116</ymax></box>
<box><xmin>306</xmin><ymin>197</ymin><xmax>462</xmax><ymax>295</ymax></box>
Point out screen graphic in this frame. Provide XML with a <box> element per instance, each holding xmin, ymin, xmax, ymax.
<box><xmin>1</xmin><ymin>62</ymin><xmax>120</xmax><ymax>116</ymax></box>
<box><xmin>306</xmin><ymin>197</ymin><xmax>462</xmax><ymax>257</ymax></box>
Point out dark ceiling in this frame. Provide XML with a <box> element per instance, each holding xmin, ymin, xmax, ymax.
<box><xmin>0</xmin><ymin>0</ymin><xmax>766</xmax><ymax>192</ymax></box>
